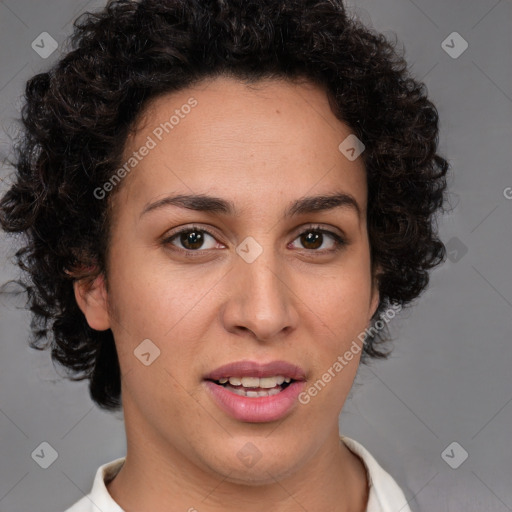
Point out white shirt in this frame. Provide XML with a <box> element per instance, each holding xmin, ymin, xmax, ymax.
<box><xmin>64</xmin><ymin>435</ymin><xmax>412</xmax><ymax>512</ymax></box>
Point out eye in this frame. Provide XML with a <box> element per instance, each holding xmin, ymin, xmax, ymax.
<box><xmin>162</xmin><ymin>224</ymin><xmax>346</xmax><ymax>256</ymax></box>
<box><xmin>289</xmin><ymin>226</ymin><xmax>346</xmax><ymax>252</ymax></box>
<box><xmin>163</xmin><ymin>226</ymin><xmax>222</xmax><ymax>251</ymax></box>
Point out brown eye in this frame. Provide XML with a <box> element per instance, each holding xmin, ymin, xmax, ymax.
<box><xmin>180</xmin><ymin>230</ymin><xmax>205</xmax><ymax>250</ymax></box>
<box><xmin>300</xmin><ymin>231</ymin><xmax>323</xmax><ymax>250</ymax></box>
<box><xmin>290</xmin><ymin>227</ymin><xmax>346</xmax><ymax>252</ymax></box>
<box><xmin>164</xmin><ymin>227</ymin><xmax>220</xmax><ymax>251</ymax></box>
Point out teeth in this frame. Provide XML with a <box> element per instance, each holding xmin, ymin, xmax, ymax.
<box><xmin>220</xmin><ymin>375</ymin><xmax>290</xmax><ymax>388</ymax></box>
<box><xmin>227</xmin><ymin>386</ymin><xmax>282</xmax><ymax>397</ymax></box>
<box><xmin>240</xmin><ymin>377</ymin><xmax>260</xmax><ymax>387</ymax></box>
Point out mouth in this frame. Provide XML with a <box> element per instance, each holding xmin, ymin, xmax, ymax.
<box><xmin>203</xmin><ymin>360</ymin><xmax>307</xmax><ymax>422</ymax></box>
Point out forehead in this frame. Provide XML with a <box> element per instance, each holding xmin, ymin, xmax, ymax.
<box><xmin>116</xmin><ymin>76</ymin><xmax>367</xmax><ymax>217</ymax></box>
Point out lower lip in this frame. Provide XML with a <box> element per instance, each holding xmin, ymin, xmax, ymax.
<box><xmin>203</xmin><ymin>380</ymin><xmax>306</xmax><ymax>423</ymax></box>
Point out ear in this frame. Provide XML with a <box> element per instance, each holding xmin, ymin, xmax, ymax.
<box><xmin>73</xmin><ymin>274</ymin><xmax>111</xmax><ymax>331</ymax></box>
<box><xmin>369</xmin><ymin>264</ymin><xmax>382</xmax><ymax>320</ymax></box>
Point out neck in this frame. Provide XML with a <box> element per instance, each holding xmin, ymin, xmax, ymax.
<box><xmin>107</xmin><ymin>424</ymin><xmax>369</xmax><ymax>512</ymax></box>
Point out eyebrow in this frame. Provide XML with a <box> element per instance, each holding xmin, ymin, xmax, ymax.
<box><xmin>140</xmin><ymin>192</ymin><xmax>361</xmax><ymax>220</ymax></box>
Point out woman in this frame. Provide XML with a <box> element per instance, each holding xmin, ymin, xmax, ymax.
<box><xmin>0</xmin><ymin>0</ymin><xmax>449</xmax><ymax>510</ymax></box>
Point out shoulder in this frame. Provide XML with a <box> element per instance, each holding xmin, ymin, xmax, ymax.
<box><xmin>340</xmin><ymin>435</ymin><xmax>413</xmax><ymax>512</ymax></box>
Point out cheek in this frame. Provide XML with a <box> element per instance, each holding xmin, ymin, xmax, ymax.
<box><xmin>108</xmin><ymin>253</ymin><xmax>215</xmax><ymax>330</ymax></box>
<box><xmin>299</xmin><ymin>272</ymin><xmax>371</xmax><ymax>410</ymax></box>
<box><xmin>295</xmin><ymin>256</ymin><xmax>373</xmax><ymax>383</ymax></box>
<box><xmin>106</xmin><ymin>254</ymin><xmax>225</xmax><ymax>381</ymax></box>
<box><xmin>302</xmin><ymin>259</ymin><xmax>373</xmax><ymax>333</ymax></box>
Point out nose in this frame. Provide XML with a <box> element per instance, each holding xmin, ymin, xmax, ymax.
<box><xmin>220</xmin><ymin>244</ymin><xmax>299</xmax><ymax>342</ymax></box>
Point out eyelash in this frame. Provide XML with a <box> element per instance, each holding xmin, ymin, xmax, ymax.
<box><xmin>161</xmin><ymin>224</ymin><xmax>347</xmax><ymax>258</ymax></box>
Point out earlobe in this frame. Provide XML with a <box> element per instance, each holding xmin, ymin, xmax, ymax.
<box><xmin>369</xmin><ymin>265</ymin><xmax>382</xmax><ymax>320</ymax></box>
<box><xmin>73</xmin><ymin>274</ymin><xmax>111</xmax><ymax>331</ymax></box>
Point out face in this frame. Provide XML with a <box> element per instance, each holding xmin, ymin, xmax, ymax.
<box><xmin>76</xmin><ymin>76</ymin><xmax>379</xmax><ymax>485</ymax></box>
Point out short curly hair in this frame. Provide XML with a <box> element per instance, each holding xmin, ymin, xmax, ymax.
<box><xmin>0</xmin><ymin>0</ymin><xmax>449</xmax><ymax>411</ymax></box>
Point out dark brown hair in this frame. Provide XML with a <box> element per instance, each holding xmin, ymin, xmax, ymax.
<box><xmin>0</xmin><ymin>0</ymin><xmax>449</xmax><ymax>411</ymax></box>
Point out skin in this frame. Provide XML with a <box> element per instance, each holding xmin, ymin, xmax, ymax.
<box><xmin>75</xmin><ymin>76</ymin><xmax>381</xmax><ymax>512</ymax></box>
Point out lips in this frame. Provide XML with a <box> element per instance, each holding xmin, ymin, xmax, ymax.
<box><xmin>203</xmin><ymin>360</ymin><xmax>307</xmax><ymax>422</ymax></box>
<box><xmin>204</xmin><ymin>360</ymin><xmax>307</xmax><ymax>381</ymax></box>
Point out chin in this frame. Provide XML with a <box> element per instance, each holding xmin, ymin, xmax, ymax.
<box><xmin>198</xmin><ymin>440</ymin><xmax>304</xmax><ymax>486</ymax></box>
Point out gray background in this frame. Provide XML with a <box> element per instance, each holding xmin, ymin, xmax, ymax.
<box><xmin>0</xmin><ymin>1</ymin><xmax>511</xmax><ymax>511</ymax></box>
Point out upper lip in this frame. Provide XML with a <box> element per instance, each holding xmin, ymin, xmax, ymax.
<box><xmin>204</xmin><ymin>360</ymin><xmax>307</xmax><ymax>381</ymax></box>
